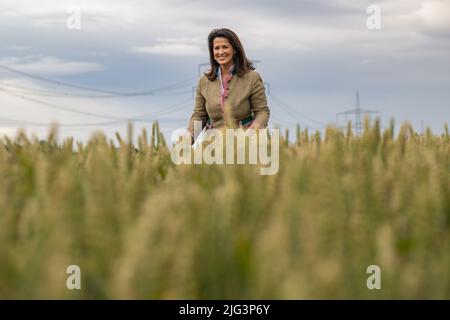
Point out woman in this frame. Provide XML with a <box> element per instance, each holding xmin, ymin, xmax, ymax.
<box><xmin>187</xmin><ymin>28</ymin><xmax>270</xmax><ymax>143</ymax></box>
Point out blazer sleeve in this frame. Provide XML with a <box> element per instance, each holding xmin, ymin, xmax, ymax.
<box><xmin>250</xmin><ymin>71</ymin><xmax>270</xmax><ymax>128</ymax></box>
<box><xmin>187</xmin><ymin>76</ymin><xmax>208</xmax><ymax>138</ymax></box>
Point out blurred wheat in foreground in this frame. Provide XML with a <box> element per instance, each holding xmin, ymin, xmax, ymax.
<box><xmin>0</xmin><ymin>120</ymin><xmax>449</xmax><ymax>299</ymax></box>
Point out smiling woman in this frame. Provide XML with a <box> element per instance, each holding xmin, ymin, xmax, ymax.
<box><xmin>186</xmin><ymin>28</ymin><xmax>270</xmax><ymax>143</ymax></box>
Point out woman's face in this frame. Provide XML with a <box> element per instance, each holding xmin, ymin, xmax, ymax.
<box><xmin>213</xmin><ymin>37</ymin><xmax>235</xmax><ymax>68</ymax></box>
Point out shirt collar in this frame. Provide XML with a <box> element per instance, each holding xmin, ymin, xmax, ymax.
<box><xmin>216</xmin><ymin>64</ymin><xmax>235</xmax><ymax>77</ymax></box>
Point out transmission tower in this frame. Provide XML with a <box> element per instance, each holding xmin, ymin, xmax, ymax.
<box><xmin>336</xmin><ymin>92</ymin><xmax>379</xmax><ymax>135</ymax></box>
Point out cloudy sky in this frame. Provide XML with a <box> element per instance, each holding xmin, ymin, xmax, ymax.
<box><xmin>1</xmin><ymin>0</ymin><xmax>449</xmax><ymax>143</ymax></box>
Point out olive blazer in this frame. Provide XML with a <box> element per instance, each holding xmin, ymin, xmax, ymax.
<box><xmin>187</xmin><ymin>69</ymin><xmax>270</xmax><ymax>137</ymax></box>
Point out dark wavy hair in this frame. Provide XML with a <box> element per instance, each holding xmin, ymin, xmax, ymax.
<box><xmin>205</xmin><ymin>28</ymin><xmax>255</xmax><ymax>81</ymax></box>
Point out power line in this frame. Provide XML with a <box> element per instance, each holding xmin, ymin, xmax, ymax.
<box><xmin>259</xmin><ymin>80</ymin><xmax>325</xmax><ymax>130</ymax></box>
<box><xmin>132</xmin><ymin>98</ymin><xmax>193</xmax><ymax>120</ymax></box>
<box><xmin>0</xmin><ymin>98</ymin><xmax>193</xmax><ymax>127</ymax></box>
<box><xmin>0</xmin><ymin>62</ymin><xmax>197</xmax><ymax>127</ymax></box>
<box><xmin>0</xmin><ymin>87</ymin><xmax>124</xmax><ymax>120</ymax></box>
<box><xmin>0</xmin><ymin>116</ymin><xmax>186</xmax><ymax>128</ymax></box>
<box><xmin>0</xmin><ymin>86</ymin><xmax>193</xmax><ymax>123</ymax></box>
<box><xmin>268</xmin><ymin>99</ymin><xmax>323</xmax><ymax>130</ymax></box>
<box><xmin>0</xmin><ymin>61</ymin><xmax>330</xmax><ymax>132</ymax></box>
<box><xmin>264</xmin><ymin>81</ymin><xmax>325</xmax><ymax>130</ymax></box>
<box><xmin>0</xmin><ymin>81</ymin><xmax>194</xmax><ymax>98</ymax></box>
<box><xmin>0</xmin><ymin>63</ymin><xmax>121</xmax><ymax>94</ymax></box>
<box><xmin>0</xmin><ymin>63</ymin><xmax>196</xmax><ymax>97</ymax></box>
<box><xmin>268</xmin><ymin>92</ymin><xmax>326</xmax><ymax>127</ymax></box>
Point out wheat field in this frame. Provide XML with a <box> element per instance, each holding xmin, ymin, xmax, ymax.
<box><xmin>0</xmin><ymin>119</ymin><xmax>449</xmax><ymax>299</ymax></box>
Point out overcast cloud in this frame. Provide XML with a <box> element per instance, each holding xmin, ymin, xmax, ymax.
<box><xmin>1</xmin><ymin>0</ymin><xmax>449</xmax><ymax>142</ymax></box>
